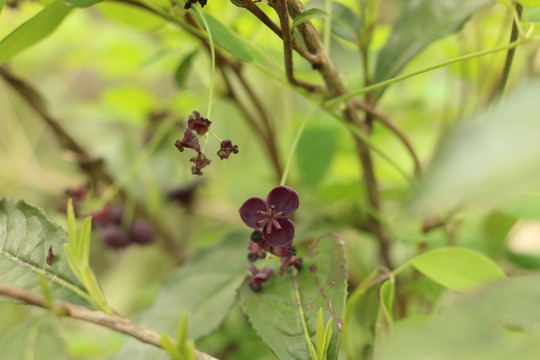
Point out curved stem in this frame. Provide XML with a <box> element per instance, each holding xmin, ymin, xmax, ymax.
<box><xmin>496</xmin><ymin>2</ymin><xmax>524</xmax><ymax>98</ymax></box>
<box><xmin>325</xmin><ymin>37</ymin><xmax>539</xmax><ymax>108</ymax></box>
<box><xmin>193</xmin><ymin>7</ymin><xmax>216</xmax><ymax>119</ymax></box>
<box><xmin>291</xmin><ymin>268</ymin><xmax>314</xmax><ymax>356</ymax></box>
<box><xmin>0</xmin><ymin>282</ymin><xmax>217</xmax><ymax>360</ymax></box>
<box><xmin>280</xmin><ymin>104</ymin><xmax>318</xmax><ymax>186</ymax></box>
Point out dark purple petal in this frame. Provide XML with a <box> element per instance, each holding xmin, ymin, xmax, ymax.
<box><xmin>244</xmin><ymin>264</ymin><xmax>258</xmax><ymax>276</ymax></box>
<box><xmin>239</xmin><ymin>197</ymin><xmax>267</xmax><ymax>229</ymax></box>
<box><xmin>264</xmin><ymin>218</ymin><xmax>294</xmax><ymax>247</ymax></box>
<box><xmin>266</xmin><ymin>186</ymin><xmax>299</xmax><ymax>217</ymax></box>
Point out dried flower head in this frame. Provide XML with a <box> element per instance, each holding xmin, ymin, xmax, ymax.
<box><xmin>217</xmin><ymin>140</ymin><xmax>239</xmax><ymax>160</ymax></box>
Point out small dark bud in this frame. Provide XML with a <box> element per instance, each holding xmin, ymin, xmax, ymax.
<box><xmin>248</xmin><ymin>281</ymin><xmax>262</xmax><ymax>292</ymax></box>
<box><xmin>250</xmin><ymin>230</ymin><xmax>263</xmax><ymax>243</ymax></box>
<box><xmin>288</xmin><ymin>246</ymin><xmax>297</xmax><ymax>257</ymax></box>
<box><xmin>217</xmin><ymin>140</ymin><xmax>239</xmax><ymax>160</ymax></box>
<box><xmin>46</xmin><ymin>246</ymin><xmax>56</xmax><ymax>266</ymax></box>
<box><xmin>101</xmin><ymin>225</ymin><xmax>130</xmax><ymax>248</ymax></box>
<box><xmin>247</xmin><ymin>252</ymin><xmax>257</xmax><ymax>262</ymax></box>
<box><xmin>294</xmin><ymin>258</ymin><xmax>303</xmax><ymax>271</ymax></box>
<box><xmin>167</xmin><ymin>183</ymin><xmax>199</xmax><ymax>208</ymax></box>
<box><xmin>128</xmin><ymin>219</ymin><xmax>155</xmax><ymax>245</ymax></box>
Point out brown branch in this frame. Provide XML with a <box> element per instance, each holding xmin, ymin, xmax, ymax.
<box><xmin>0</xmin><ymin>66</ymin><xmax>185</xmax><ymax>264</ymax></box>
<box><xmin>0</xmin><ymin>282</ymin><xmax>217</xmax><ymax>360</ymax></box>
<box><xmin>240</xmin><ymin>0</ymin><xmax>322</xmax><ymax>65</ymax></box>
<box><xmin>271</xmin><ymin>0</ymin><xmax>320</xmax><ymax>92</ymax></box>
<box><xmin>221</xmin><ymin>69</ymin><xmax>284</xmax><ymax>182</ymax></box>
<box><xmin>352</xmin><ymin>100</ymin><xmax>421</xmax><ymax>177</ymax></box>
<box><xmin>286</xmin><ymin>0</ymin><xmax>393</xmax><ymax>268</ymax></box>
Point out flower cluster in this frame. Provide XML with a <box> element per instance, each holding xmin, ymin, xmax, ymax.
<box><xmin>184</xmin><ymin>0</ymin><xmax>207</xmax><ymax>10</ymax></box>
<box><xmin>239</xmin><ymin>186</ymin><xmax>303</xmax><ymax>291</ymax></box>
<box><xmin>174</xmin><ymin>111</ymin><xmax>238</xmax><ymax>176</ymax></box>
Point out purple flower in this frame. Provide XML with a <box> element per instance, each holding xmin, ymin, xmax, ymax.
<box><xmin>187</xmin><ymin>111</ymin><xmax>211</xmax><ymax>135</ymax></box>
<box><xmin>239</xmin><ymin>186</ymin><xmax>299</xmax><ymax>248</ymax></box>
<box><xmin>175</xmin><ymin>129</ymin><xmax>200</xmax><ymax>153</ymax></box>
<box><xmin>244</xmin><ymin>264</ymin><xmax>274</xmax><ymax>292</ymax></box>
<box><xmin>217</xmin><ymin>140</ymin><xmax>239</xmax><ymax>160</ymax></box>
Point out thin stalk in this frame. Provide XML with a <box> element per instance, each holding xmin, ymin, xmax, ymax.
<box><xmin>193</xmin><ymin>7</ymin><xmax>216</xmax><ymax>119</ymax></box>
<box><xmin>497</xmin><ymin>2</ymin><xmax>524</xmax><ymax>98</ymax></box>
<box><xmin>292</xmin><ymin>268</ymin><xmax>314</xmax><ymax>356</ymax></box>
<box><xmin>280</xmin><ymin>105</ymin><xmax>318</xmax><ymax>186</ymax></box>
<box><xmin>325</xmin><ymin>37</ymin><xmax>539</xmax><ymax>108</ymax></box>
<box><xmin>323</xmin><ymin>0</ymin><xmax>332</xmax><ymax>53</ymax></box>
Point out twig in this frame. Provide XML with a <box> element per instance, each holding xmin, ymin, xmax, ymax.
<box><xmin>240</xmin><ymin>0</ymin><xmax>322</xmax><ymax>65</ymax></box>
<box><xmin>496</xmin><ymin>1</ymin><xmax>524</xmax><ymax>98</ymax></box>
<box><xmin>352</xmin><ymin>100</ymin><xmax>421</xmax><ymax>177</ymax></box>
<box><xmin>286</xmin><ymin>0</ymin><xmax>393</xmax><ymax>268</ymax></box>
<box><xmin>270</xmin><ymin>0</ymin><xmax>320</xmax><ymax>92</ymax></box>
<box><xmin>0</xmin><ymin>66</ymin><xmax>185</xmax><ymax>264</ymax></box>
<box><xmin>0</xmin><ymin>282</ymin><xmax>217</xmax><ymax>360</ymax></box>
<box><xmin>221</xmin><ymin>68</ymin><xmax>283</xmax><ymax>182</ymax></box>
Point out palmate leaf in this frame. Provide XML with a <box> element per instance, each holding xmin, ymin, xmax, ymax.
<box><xmin>112</xmin><ymin>232</ymin><xmax>247</xmax><ymax>359</ymax></box>
<box><xmin>373</xmin><ymin>0</ymin><xmax>492</xmax><ymax>99</ymax></box>
<box><xmin>240</xmin><ymin>235</ymin><xmax>347</xmax><ymax>360</ymax></box>
<box><xmin>0</xmin><ymin>199</ymin><xmax>90</xmax><ymax>306</ymax></box>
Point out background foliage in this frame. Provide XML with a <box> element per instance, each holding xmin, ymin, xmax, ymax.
<box><xmin>1</xmin><ymin>0</ymin><xmax>540</xmax><ymax>359</ymax></box>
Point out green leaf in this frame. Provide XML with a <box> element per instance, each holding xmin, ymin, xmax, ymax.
<box><xmin>112</xmin><ymin>232</ymin><xmax>247</xmax><ymax>359</ymax></box>
<box><xmin>517</xmin><ymin>0</ymin><xmax>540</xmax><ymax>8</ymax></box>
<box><xmin>291</xmin><ymin>8</ymin><xmax>329</xmax><ymax>30</ymax></box>
<box><xmin>240</xmin><ymin>235</ymin><xmax>347</xmax><ymax>360</ymax></box>
<box><xmin>316</xmin><ymin>308</ymin><xmax>325</xmax><ymax>356</ymax></box>
<box><xmin>77</xmin><ymin>217</ymin><xmax>92</xmax><ymax>267</ymax></box>
<box><xmin>342</xmin><ymin>269</ymin><xmax>379</xmax><ymax>359</ymax></box>
<box><xmin>64</xmin><ymin>0</ymin><xmax>102</xmax><ymax>8</ymax></box>
<box><xmin>379</xmin><ymin>273</ymin><xmax>540</xmax><ymax>360</ymax></box>
<box><xmin>296</xmin><ymin>127</ymin><xmax>337</xmax><ymax>186</ymax></box>
<box><xmin>0</xmin><ymin>0</ymin><xmax>72</xmax><ymax>65</ymax></box>
<box><xmin>174</xmin><ymin>51</ymin><xmax>198</xmax><ymax>89</ymax></box>
<box><xmin>192</xmin><ymin>12</ymin><xmax>253</xmax><ymax>62</ymax></box>
<box><xmin>373</xmin><ymin>280</ymin><xmax>395</xmax><ymax>357</ymax></box>
<box><xmin>507</xmin><ymin>251</ymin><xmax>540</xmax><ymax>269</ymax></box>
<box><xmin>373</xmin><ymin>0</ymin><xmax>491</xmax><ymax>99</ymax></box>
<box><xmin>410</xmin><ymin>247</ymin><xmax>505</xmax><ymax>292</ymax></box>
<box><xmin>0</xmin><ymin>0</ymin><xmax>5</xmax><ymax>15</ymax></box>
<box><xmin>378</xmin><ymin>280</ymin><xmax>395</xmax><ymax>326</ymax></box>
<box><xmin>0</xmin><ymin>316</ymin><xmax>68</xmax><ymax>360</ymax></box>
<box><xmin>160</xmin><ymin>333</ymin><xmax>181</xmax><ymax>360</ymax></box>
<box><xmin>412</xmin><ymin>85</ymin><xmax>540</xmax><ymax>212</ymax></box>
<box><xmin>0</xmin><ymin>199</ymin><xmax>90</xmax><ymax>306</ymax></box>
<box><xmin>482</xmin><ymin>211</ymin><xmax>516</xmax><ymax>258</ymax></box>
<box><xmin>176</xmin><ymin>313</ymin><xmax>188</xmax><ymax>350</ymax></box>
<box><xmin>321</xmin><ymin>317</ymin><xmax>333</xmax><ymax>360</ymax></box>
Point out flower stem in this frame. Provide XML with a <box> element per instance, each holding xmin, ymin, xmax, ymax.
<box><xmin>323</xmin><ymin>0</ymin><xmax>332</xmax><ymax>53</ymax></box>
<box><xmin>194</xmin><ymin>7</ymin><xmax>216</xmax><ymax>120</ymax></box>
<box><xmin>496</xmin><ymin>2</ymin><xmax>524</xmax><ymax>98</ymax></box>
<box><xmin>324</xmin><ymin>36</ymin><xmax>540</xmax><ymax>108</ymax></box>
<box><xmin>279</xmin><ymin>104</ymin><xmax>319</xmax><ymax>186</ymax></box>
<box><xmin>291</xmin><ymin>268</ymin><xmax>313</xmax><ymax>356</ymax></box>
